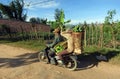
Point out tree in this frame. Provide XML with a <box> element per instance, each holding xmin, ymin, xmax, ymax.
<box><xmin>0</xmin><ymin>11</ymin><xmax>3</xmax><ymax>18</ymax></box>
<box><xmin>29</xmin><ymin>17</ymin><xmax>38</xmax><ymax>23</ymax></box>
<box><xmin>0</xmin><ymin>0</ymin><xmax>27</xmax><ymax>21</ymax></box>
<box><xmin>40</xmin><ymin>18</ymin><xmax>47</xmax><ymax>24</ymax></box>
<box><xmin>104</xmin><ymin>10</ymin><xmax>116</xmax><ymax>24</ymax></box>
<box><xmin>49</xmin><ymin>8</ymin><xmax>70</xmax><ymax>30</ymax></box>
<box><xmin>104</xmin><ymin>10</ymin><xmax>116</xmax><ymax>48</ymax></box>
<box><xmin>55</xmin><ymin>9</ymin><xmax>65</xmax><ymax>25</ymax></box>
<box><xmin>29</xmin><ymin>17</ymin><xmax>47</xmax><ymax>24</ymax></box>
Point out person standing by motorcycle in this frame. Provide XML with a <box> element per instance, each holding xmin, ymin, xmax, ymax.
<box><xmin>57</xmin><ymin>28</ymin><xmax>74</xmax><ymax>64</ymax></box>
<box><xmin>45</xmin><ymin>28</ymin><xmax>64</xmax><ymax>64</ymax></box>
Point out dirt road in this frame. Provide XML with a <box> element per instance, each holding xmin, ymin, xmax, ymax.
<box><xmin>0</xmin><ymin>44</ymin><xmax>120</xmax><ymax>79</ymax></box>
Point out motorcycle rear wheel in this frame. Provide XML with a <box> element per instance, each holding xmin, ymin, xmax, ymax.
<box><xmin>64</xmin><ymin>56</ymin><xmax>77</xmax><ymax>71</ymax></box>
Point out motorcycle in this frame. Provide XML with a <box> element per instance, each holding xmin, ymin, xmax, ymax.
<box><xmin>38</xmin><ymin>46</ymin><xmax>78</xmax><ymax>71</ymax></box>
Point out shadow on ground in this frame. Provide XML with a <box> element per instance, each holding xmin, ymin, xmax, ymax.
<box><xmin>0</xmin><ymin>49</ymin><xmax>119</xmax><ymax>70</ymax></box>
<box><xmin>0</xmin><ymin>52</ymin><xmax>39</xmax><ymax>68</ymax></box>
<box><xmin>76</xmin><ymin>50</ymin><xmax>120</xmax><ymax>71</ymax></box>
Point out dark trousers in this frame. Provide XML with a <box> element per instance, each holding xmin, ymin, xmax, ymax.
<box><xmin>45</xmin><ymin>47</ymin><xmax>55</xmax><ymax>63</ymax></box>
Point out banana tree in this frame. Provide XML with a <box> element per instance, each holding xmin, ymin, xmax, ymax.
<box><xmin>49</xmin><ymin>9</ymin><xmax>71</xmax><ymax>31</ymax></box>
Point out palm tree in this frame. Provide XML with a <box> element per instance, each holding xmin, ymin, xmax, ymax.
<box><xmin>0</xmin><ymin>0</ymin><xmax>26</xmax><ymax>21</ymax></box>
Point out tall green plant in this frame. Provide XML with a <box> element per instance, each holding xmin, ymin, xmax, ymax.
<box><xmin>104</xmin><ymin>10</ymin><xmax>116</xmax><ymax>48</ymax></box>
<box><xmin>53</xmin><ymin>9</ymin><xmax>70</xmax><ymax>30</ymax></box>
<box><xmin>104</xmin><ymin>10</ymin><xmax>116</xmax><ymax>25</ymax></box>
<box><xmin>83</xmin><ymin>21</ymin><xmax>88</xmax><ymax>47</ymax></box>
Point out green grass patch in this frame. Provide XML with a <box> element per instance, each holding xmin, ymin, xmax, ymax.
<box><xmin>0</xmin><ymin>39</ymin><xmax>46</xmax><ymax>51</ymax></box>
<box><xmin>110</xmin><ymin>53</ymin><xmax>120</xmax><ymax>65</ymax></box>
<box><xmin>83</xmin><ymin>46</ymin><xmax>120</xmax><ymax>65</ymax></box>
<box><xmin>83</xmin><ymin>45</ymin><xmax>99</xmax><ymax>54</ymax></box>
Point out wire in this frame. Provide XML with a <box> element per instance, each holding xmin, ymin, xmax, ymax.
<box><xmin>26</xmin><ymin>0</ymin><xmax>54</xmax><ymax>7</ymax></box>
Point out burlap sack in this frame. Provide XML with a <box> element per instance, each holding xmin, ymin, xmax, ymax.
<box><xmin>72</xmin><ymin>32</ymin><xmax>84</xmax><ymax>54</ymax></box>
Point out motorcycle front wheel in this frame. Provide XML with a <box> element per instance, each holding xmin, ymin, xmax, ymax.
<box><xmin>38</xmin><ymin>51</ymin><xmax>48</xmax><ymax>62</ymax></box>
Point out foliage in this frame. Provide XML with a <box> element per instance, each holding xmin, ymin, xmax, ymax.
<box><xmin>0</xmin><ymin>0</ymin><xmax>26</xmax><ymax>21</ymax></box>
<box><xmin>55</xmin><ymin>8</ymin><xmax>65</xmax><ymax>25</ymax></box>
<box><xmin>0</xmin><ymin>8</ymin><xmax>120</xmax><ymax>65</ymax></box>
<box><xmin>0</xmin><ymin>39</ymin><xmax>46</xmax><ymax>51</ymax></box>
<box><xmin>104</xmin><ymin>10</ymin><xmax>116</xmax><ymax>24</ymax></box>
<box><xmin>72</xmin><ymin>25</ymin><xmax>83</xmax><ymax>32</ymax></box>
<box><xmin>0</xmin><ymin>11</ymin><xmax>3</xmax><ymax>18</ymax></box>
<box><xmin>29</xmin><ymin>17</ymin><xmax>47</xmax><ymax>24</ymax></box>
<box><xmin>49</xmin><ymin>9</ymin><xmax>71</xmax><ymax>30</ymax></box>
<box><xmin>48</xmin><ymin>21</ymin><xmax>58</xmax><ymax>30</ymax></box>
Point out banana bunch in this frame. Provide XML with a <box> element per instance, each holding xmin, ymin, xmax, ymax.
<box><xmin>54</xmin><ymin>45</ymin><xmax>64</xmax><ymax>53</ymax></box>
<box><xmin>73</xmin><ymin>25</ymin><xmax>82</xmax><ymax>32</ymax></box>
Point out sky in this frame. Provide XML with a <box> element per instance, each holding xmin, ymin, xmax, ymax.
<box><xmin>0</xmin><ymin>0</ymin><xmax>120</xmax><ymax>24</ymax></box>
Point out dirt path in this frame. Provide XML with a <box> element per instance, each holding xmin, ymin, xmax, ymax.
<box><xmin>0</xmin><ymin>44</ymin><xmax>120</xmax><ymax>79</ymax></box>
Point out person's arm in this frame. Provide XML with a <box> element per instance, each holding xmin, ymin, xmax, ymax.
<box><xmin>47</xmin><ymin>37</ymin><xmax>58</xmax><ymax>48</ymax></box>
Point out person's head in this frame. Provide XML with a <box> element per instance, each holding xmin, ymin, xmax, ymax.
<box><xmin>53</xmin><ymin>28</ymin><xmax>60</xmax><ymax>35</ymax></box>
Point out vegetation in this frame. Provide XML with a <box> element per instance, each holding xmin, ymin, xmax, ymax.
<box><xmin>72</xmin><ymin>25</ymin><xmax>84</xmax><ymax>32</ymax></box>
<box><xmin>0</xmin><ymin>11</ymin><xmax>2</xmax><ymax>18</ymax></box>
<box><xmin>48</xmin><ymin>9</ymin><xmax>71</xmax><ymax>31</ymax></box>
<box><xmin>0</xmin><ymin>0</ymin><xmax>120</xmax><ymax>65</ymax></box>
<box><xmin>29</xmin><ymin>17</ymin><xmax>47</xmax><ymax>24</ymax></box>
<box><xmin>0</xmin><ymin>0</ymin><xmax>26</xmax><ymax>21</ymax></box>
<box><xmin>0</xmin><ymin>39</ymin><xmax>46</xmax><ymax>51</ymax></box>
<box><xmin>0</xmin><ymin>9</ymin><xmax>119</xmax><ymax>50</ymax></box>
<box><xmin>0</xmin><ymin>39</ymin><xmax>119</xmax><ymax>65</ymax></box>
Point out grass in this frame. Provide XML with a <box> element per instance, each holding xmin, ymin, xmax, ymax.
<box><xmin>84</xmin><ymin>46</ymin><xmax>120</xmax><ymax>65</ymax></box>
<box><xmin>0</xmin><ymin>39</ymin><xmax>46</xmax><ymax>51</ymax></box>
<box><xmin>110</xmin><ymin>53</ymin><xmax>120</xmax><ymax>65</ymax></box>
<box><xmin>0</xmin><ymin>39</ymin><xmax>120</xmax><ymax>65</ymax></box>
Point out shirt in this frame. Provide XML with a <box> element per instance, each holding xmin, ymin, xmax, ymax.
<box><xmin>47</xmin><ymin>35</ymin><xmax>64</xmax><ymax>48</ymax></box>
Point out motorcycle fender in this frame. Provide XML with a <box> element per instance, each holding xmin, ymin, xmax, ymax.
<box><xmin>70</xmin><ymin>55</ymin><xmax>78</xmax><ymax>60</ymax></box>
